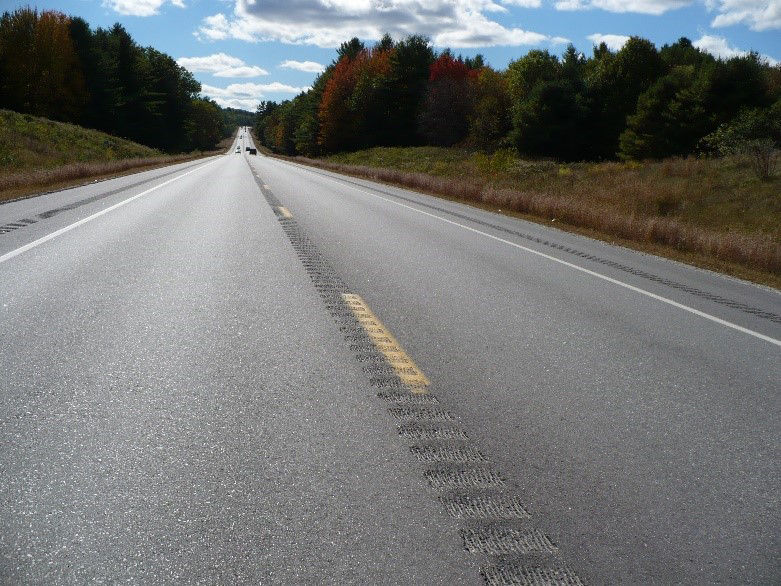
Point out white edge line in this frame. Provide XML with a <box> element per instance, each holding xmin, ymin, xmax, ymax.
<box><xmin>281</xmin><ymin>160</ymin><xmax>781</xmax><ymax>348</ymax></box>
<box><xmin>0</xmin><ymin>158</ymin><xmax>222</xmax><ymax>266</ymax></box>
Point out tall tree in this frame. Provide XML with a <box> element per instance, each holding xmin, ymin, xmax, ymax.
<box><xmin>0</xmin><ymin>8</ymin><xmax>86</xmax><ymax>122</ymax></box>
<box><xmin>418</xmin><ymin>53</ymin><xmax>472</xmax><ymax>146</ymax></box>
<box><xmin>619</xmin><ymin>65</ymin><xmax>710</xmax><ymax>160</ymax></box>
<box><xmin>385</xmin><ymin>35</ymin><xmax>435</xmax><ymax>145</ymax></box>
<box><xmin>467</xmin><ymin>67</ymin><xmax>510</xmax><ymax>149</ymax></box>
<box><xmin>337</xmin><ymin>37</ymin><xmax>365</xmax><ymax>61</ymax></box>
<box><xmin>350</xmin><ymin>46</ymin><xmax>395</xmax><ymax>148</ymax></box>
<box><xmin>318</xmin><ymin>52</ymin><xmax>364</xmax><ymax>152</ymax></box>
<box><xmin>185</xmin><ymin>98</ymin><xmax>222</xmax><ymax>151</ymax></box>
<box><xmin>145</xmin><ymin>47</ymin><xmax>200</xmax><ymax>151</ymax></box>
<box><xmin>587</xmin><ymin>37</ymin><xmax>665</xmax><ymax>158</ymax></box>
<box><xmin>706</xmin><ymin>53</ymin><xmax>772</xmax><ymax>125</ymax></box>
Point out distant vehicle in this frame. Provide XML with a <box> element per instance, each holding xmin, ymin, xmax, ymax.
<box><xmin>249</xmin><ymin>148</ymin><xmax>257</xmax><ymax>155</ymax></box>
<box><xmin>246</xmin><ymin>146</ymin><xmax>251</xmax><ymax>151</ymax></box>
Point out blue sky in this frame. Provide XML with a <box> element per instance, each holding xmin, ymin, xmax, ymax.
<box><xmin>14</xmin><ymin>0</ymin><xmax>781</xmax><ymax>111</ymax></box>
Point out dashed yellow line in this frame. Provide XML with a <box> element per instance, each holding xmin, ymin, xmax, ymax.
<box><xmin>277</xmin><ymin>206</ymin><xmax>292</xmax><ymax>218</ymax></box>
<box><xmin>342</xmin><ymin>293</ymin><xmax>430</xmax><ymax>393</ymax></box>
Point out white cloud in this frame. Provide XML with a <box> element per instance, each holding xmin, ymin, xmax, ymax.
<box><xmin>708</xmin><ymin>0</ymin><xmax>781</xmax><ymax>31</ymax></box>
<box><xmin>197</xmin><ymin>13</ymin><xmax>231</xmax><ymax>40</ymax></box>
<box><xmin>693</xmin><ymin>34</ymin><xmax>779</xmax><ymax>65</ymax></box>
<box><xmin>200</xmin><ymin>82</ymin><xmax>310</xmax><ymax>109</ymax></box>
<box><xmin>177</xmin><ymin>53</ymin><xmax>268</xmax><ymax>77</ymax></box>
<box><xmin>432</xmin><ymin>16</ymin><xmax>548</xmax><ymax>48</ymax></box>
<box><xmin>555</xmin><ymin>0</ymin><xmax>691</xmax><ymax>14</ymax></box>
<box><xmin>279</xmin><ymin>60</ymin><xmax>327</xmax><ymax>73</ymax></box>
<box><xmin>196</xmin><ymin>0</ymin><xmax>561</xmax><ymax>48</ymax></box>
<box><xmin>587</xmin><ymin>33</ymin><xmax>631</xmax><ymax>50</ymax></box>
<box><xmin>103</xmin><ymin>0</ymin><xmax>185</xmax><ymax>16</ymax></box>
<box><xmin>501</xmin><ymin>0</ymin><xmax>543</xmax><ymax>7</ymax></box>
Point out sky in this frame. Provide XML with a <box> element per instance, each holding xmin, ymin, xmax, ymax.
<box><xmin>12</xmin><ymin>0</ymin><xmax>781</xmax><ymax>111</ymax></box>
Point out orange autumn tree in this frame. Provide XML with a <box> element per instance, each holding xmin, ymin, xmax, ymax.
<box><xmin>0</xmin><ymin>8</ymin><xmax>86</xmax><ymax>122</ymax></box>
<box><xmin>318</xmin><ymin>35</ymin><xmax>398</xmax><ymax>152</ymax></box>
<box><xmin>318</xmin><ymin>51</ymin><xmax>366</xmax><ymax>153</ymax></box>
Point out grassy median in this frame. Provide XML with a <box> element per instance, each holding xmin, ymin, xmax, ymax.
<box><xmin>289</xmin><ymin>146</ymin><xmax>780</xmax><ymax>287</ymax></box>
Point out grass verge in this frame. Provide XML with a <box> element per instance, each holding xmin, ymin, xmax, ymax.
<box><xmin>0</xmin><ymin>153</ymin><xmax>224</xmax><ymax>203</ymax></box>
<box><xmin>0</xmin><ymin>109</ymin><xmax>226</xmax><ymax>202</ymax></box>
<box><xmin>282</xmin><ymin>146</ymin><xmax>780</xmax><ymax>288</ymax></box>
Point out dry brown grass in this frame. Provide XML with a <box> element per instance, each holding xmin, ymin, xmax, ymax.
<box><xmin>0</xmin><ymin>152</ymin><xmax>219</xmax><ymax>202</ymax></box>
<box><xmin>287</xmin><ymin>153</ymin><xmax>781</xmax><ymax>280</ymax></box>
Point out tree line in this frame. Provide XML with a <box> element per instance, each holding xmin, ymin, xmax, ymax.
<box><xmin>255</xmin><ymin>34</ymin><xmax>781</xmax><ymax>163</ymax></box>
<box><xmin>0</xmin><ymin>7</ymin><xmax>233</xmax><ymax>152</ymax></box>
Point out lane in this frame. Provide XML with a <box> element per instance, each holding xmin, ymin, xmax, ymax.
<box><xmin>0</xmin><ymin>153</ymin><xmax>477</xmax><ymax>583</ymax></box>
<box><xmin>248</xmin><ymin>153</ymin><xmax>781</xmax><ymax>584</ymax></box>
<box><xmin>270</xmin><ymin>159</ymin><xmax>780</xmax><ymax>341</ymax></box>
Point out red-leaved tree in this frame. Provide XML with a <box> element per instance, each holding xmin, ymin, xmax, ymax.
<box><xmin>418</xmin><ymin>53</ymin><xmax>474</xmax><ymax>146</ymax></box>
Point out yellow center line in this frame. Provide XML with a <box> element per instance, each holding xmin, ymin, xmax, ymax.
<box><xmin>342</xmin><ymin>293</ymin><xmax>430</xmax><ymax>393</ymax></box>
<box><xmin>277</xmin><ymin>206</ymin><xmax>293</xmax><ymax>218</ymax></box>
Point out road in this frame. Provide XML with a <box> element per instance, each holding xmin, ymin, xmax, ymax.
<box><xmin>1</xmin><ymin>129</ymin><xmax>779</xmax><ymax>584</ymax></box>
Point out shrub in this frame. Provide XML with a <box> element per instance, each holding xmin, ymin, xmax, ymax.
<box><xmin>702</xmin><ymin>104</ymin><xmax>781</xmax><ymax>180</ymax></box>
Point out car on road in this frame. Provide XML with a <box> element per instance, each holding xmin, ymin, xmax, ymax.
<box><xmin>235</xmin><ymin>146</ymin><xmax>240</xmax><ymax>153</ymax></box>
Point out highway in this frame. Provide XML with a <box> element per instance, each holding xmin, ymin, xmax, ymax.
<box><xmin>1</xmin><ymin>128</ymin><xmax>779</xmax><ymax>584</ymax></box>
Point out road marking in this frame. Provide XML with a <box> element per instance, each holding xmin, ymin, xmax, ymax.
<box><xmin>0</xmin><ymin>158</ymin><xmax>222</xmax><ymax>266</ymax></box>
<box><xmin>282</xmin><ymin>161</ymin><xmax>781</xmax><ymax>348</ymax></box>
<box><xmin>277</xmin><ymin>206</ymin><xmax>292</xmax><ymax>219</ymax></box>
<box><xmin>342</xmin><ymin>293</ymin><xmax>430</xmax><ymax>391</ymax></box>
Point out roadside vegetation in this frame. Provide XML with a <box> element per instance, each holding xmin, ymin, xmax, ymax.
<box><xmin>254</xmin><ymin>35</ymin><xmax>780</xmax><ymax>166</ymax></box>
<box><xmin>0</xmin><ymin>109</ymin><xmax>224</xmax><ymax>202</ymax></box>
<box><xmin>255</xmin><ymin>33</ymin><xmax>780</xmax><ymax>285</ymax></box>
<box><xmin>291</xmin><ymin>147</ymin><xmax>780</xmax><ymax>285</ymax></box>
<box><xmin>0</xmin><ymin>7</ymin><xmax>251</xmax><ymax>153</ymax></box>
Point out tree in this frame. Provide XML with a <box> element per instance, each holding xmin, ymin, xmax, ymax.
<box><xmin>375</xmin><ymin>33</ymin><xmax>394</xmax><ymax>52</ymax></box>
<box><xmin>418</xmin><ymin>53</ymin><xmax>472</xmax><ymax>146</ymax></box>
<box><xmin>185</xmin><ymin>98</ymin><xmax>222</xmax><ymax>151</ymax></box>
<box><xmin>318</xmin><ymin>52</ymin><xmax>364</xmax><ymax>152</ymax></box>
<box><xmin>350</xmin><ymin>45</ymin><xmax>395</xmax><ymax>148</ymax></box>
<box><xmin>706</xmin><ymin>53</ymin><xmax>772</xmax><ymax>126</ymax></box>
<box><xmin>0</xmin><ymin>8</ymin><xmax>39</xmax><ymax>114</ymax></box>
<box><xmin>660</xmin><ymin>37</ymin><xmax>712</xmax><ymax>70</ymax></box>
<box><xmin>465</xmin><ymin>54</ymin><xmax>485</xmax><ymax>70</ymax></box>
<box><xmin>702</xmin><ymin>102</ymin><xmax>781</xmax><ymax>179</ymax></box>
<box><xmin>255</xmin><ymin>100</ymin><xmax>279</xmax><ymax>147</ymax></box>
<box><xmin>0</xmin><ymin>7</ymin><xmax>225</xmax><ymax>152</ymax></box>
<box><xmin>337</xmin><ymin>37</ymin><xmax>365</xmax><ymax>61</ymax></box>
<box><xmin>0</xmin><ymin>8</ymin><xmax>86</xmax><ymax>122</ymax></box>
<box><xmin>466</xmin><ymin>67</ymin><xmax>510</xmax><ymax>149</ymax></box>
<box><xmin>511</xmin><ymin>78</ymin><xmax>591</xmax><ymax>161</ymax></box>
<box><xmin>506</xmin><ymin>50</ymin><xmax>589</xmax><ymax>159</ymax></box>
<box><xmin>145</xmin><ymin>47</ymin><xmax>201</xmax><ymax>151</ymax></box>
<box><xmin>506</xmin><ymin>50</ymin><xmax>560</xmax><ymax>102</ymax></box>
<box><xmin>619</xmin><ymin>66</ymin><xmax>710</xmax><ymax>160</ymax></box>
<box><xmin>587</xmin><ymin>37</ymin><xmax>665</xmax><ymax>158</ymax></box>
<box><xmin>385</xmin><ymin>35</ymin><xmax>435</xmax><ymax>145</ymax></box>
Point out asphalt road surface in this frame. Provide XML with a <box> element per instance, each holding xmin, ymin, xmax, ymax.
<box><xmin>1</xmin><ymin>131</ymin><xmax>779</xmax><ymax>584</ymax></box>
